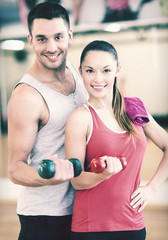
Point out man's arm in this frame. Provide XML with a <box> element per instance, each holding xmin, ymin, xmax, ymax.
<box><xmin>8</xmin><ymin>84</ymin><xmax>73</xmax><ymax>187</ymax></box>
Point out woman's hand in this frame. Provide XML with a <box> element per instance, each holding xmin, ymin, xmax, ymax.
<box><xmin>100</xmin><ymin>156</ymin><xmax>123</xmax><ymax>179</ymax></box>
<box><xmin>130</xmin><ymin>184</ymin><xmax>156</xmax><ymax>212</ymax></box>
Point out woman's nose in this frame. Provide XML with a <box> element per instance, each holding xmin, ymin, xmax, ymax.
<box><xmin>95</xmin><ymin>72</ymin><xmax>103</xmax><ymax>83</ymax></box>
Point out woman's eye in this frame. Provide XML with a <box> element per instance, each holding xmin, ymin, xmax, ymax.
<box><xmin>86</xmin><ymin>69</ymin><xmax>93</xmax><ymax>73</ymax></box>
<box><xmin>104</xmin><ymin>69</ymin><xmax>111</xmax><ymax>73</ymax></box>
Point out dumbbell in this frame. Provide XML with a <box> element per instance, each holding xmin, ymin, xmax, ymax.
<box><xmin>89</xmin><ymin>156</ymin><xmax>127</xmax><ymax>173</ymax></box>
<box><xmin>38</xmin><ymin>158</ymin><xmax>82</xmax><ymax>179</ymax></box>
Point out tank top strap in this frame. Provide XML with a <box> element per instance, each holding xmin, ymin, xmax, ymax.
<box><xmin>84</xmin><ymin>103</ymin><xmax>105</xmax><ymax>130</ymax></box>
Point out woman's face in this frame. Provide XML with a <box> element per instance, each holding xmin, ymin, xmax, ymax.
<box><xmin>80</xmin><ymin>50</ymin><xmax>119</xmax><ymax>100</ymax></box>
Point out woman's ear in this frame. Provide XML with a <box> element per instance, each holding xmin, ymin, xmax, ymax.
<box><xmin>116</xmin><ymin>64</ymin><xmax>121</xmax><ymax>77</ymax></box>
<box><xmin>79</xmin><ymin>66</ymin><xmax>82</xmax><ymax>75</ymax></box>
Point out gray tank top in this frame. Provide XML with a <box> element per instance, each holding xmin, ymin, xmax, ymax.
<box><xmin>15</xmin><ymin>63</ymin><xmax>88</xmax><ymax>216</ymax></box>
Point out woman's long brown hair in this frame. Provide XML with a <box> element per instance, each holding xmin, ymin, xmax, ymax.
<box><xmin>112</xmin><ymin>77</ymin><xmax>137</xmax><ymax>136</ymax></box>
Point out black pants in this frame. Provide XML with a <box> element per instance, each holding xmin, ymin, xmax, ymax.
<box><xmin>18</xmin><ymin>214</ymin><xmax>72</xmax><ymax>240</ymax></box>
<box><xmin>70</xmin><ymin>228</ymin><xmax>146</xmax><ymax>240</ymax></box>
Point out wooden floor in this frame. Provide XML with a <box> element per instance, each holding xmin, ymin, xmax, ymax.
<box><xmin>0</xmin><ymin>202</ymin><xmax>168</xmax><ymax>240</ymax></box>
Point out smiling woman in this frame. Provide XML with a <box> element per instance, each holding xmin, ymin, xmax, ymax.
<box><xmin>79</xmin><ymin>40</ymin><xmax>136</xmax><ymax>135</ymax></box>
<box><xmin>65</xmin><ymin>40</ymin><xmax>168</xmax><ymax>240</ymax></box>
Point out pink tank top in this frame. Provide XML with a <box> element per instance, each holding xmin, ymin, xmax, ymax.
<box><xmin>71</xmin><ymin>103</ymin><xmax>147</xmax><ymax>232</ymax></box>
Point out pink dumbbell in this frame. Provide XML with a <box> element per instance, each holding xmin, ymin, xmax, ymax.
<box><xmin>89</xmin><ymin>156</ymin><xmax>127</xmax><ymax>173</ymax></box>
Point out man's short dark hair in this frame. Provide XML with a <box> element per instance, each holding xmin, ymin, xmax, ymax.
<box><xmin>28</xmin><ymin>2</ymin><xmax>70</xmax><ymax>35</ymax></box>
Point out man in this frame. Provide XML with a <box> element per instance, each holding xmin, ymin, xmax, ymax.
<box><xmin>8</xmin><ymin>2</ymin><xmax>87</xmax><ymax>240</ymax></box>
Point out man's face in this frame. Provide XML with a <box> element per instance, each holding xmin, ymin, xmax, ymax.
<box><xmin>28</xmin><ymin>18</ymin><xmax>72</xmax><ymax>70</ymax></box>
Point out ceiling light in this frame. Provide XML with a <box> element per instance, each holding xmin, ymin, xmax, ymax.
<box><xmin>1</xmin><ymin>40</ymin><xmax>25</xmax><ymax>50</ymax></box>
<box><xmin>104</xmin><ymin>23</ymin><xmax>121</xmax><ymax>32</ymax></box>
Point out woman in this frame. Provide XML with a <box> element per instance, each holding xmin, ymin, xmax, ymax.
<box><xmin>65</xmin><ymin>40</ymin><xmax>168</xmax><ymax>240</ymax></box>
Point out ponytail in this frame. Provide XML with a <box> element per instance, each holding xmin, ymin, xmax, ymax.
<box><xmin>112</xmin><ymin>78</ymin><xmax>137</xmax><ymax>136</ymax></box>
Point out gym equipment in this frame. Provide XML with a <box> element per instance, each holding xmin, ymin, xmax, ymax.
<box><xmin>38</xmin><ymin>158</ymin><xmax>82</xmax><ymax>179</ymax></box>
<box><xmin>89</xmin><ymin>156</ymin><xmax>127</xmax><ymax>173</ymax></box>
<box><xmin>89</xmin><ymin>157</ymin><xmax>107</xmax><ymax>173</ymax></box>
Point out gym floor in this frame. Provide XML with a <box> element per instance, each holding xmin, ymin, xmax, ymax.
<box><xmin>0</xmin><ymin>201</ymin><xmax>168</xmax><ymax>240</ymax></box>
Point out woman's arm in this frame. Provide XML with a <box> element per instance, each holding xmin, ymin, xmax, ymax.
<box><xmin>65</xmin><ymin>107</ymin><xmax>123</xmax><ymax>190</ymax></box>
<box><xmin>130</xmin><ymin>112</ymin><xmax>168</xmax><ymax>212</ymax></box>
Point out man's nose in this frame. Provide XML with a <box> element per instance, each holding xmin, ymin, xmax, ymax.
<box><xmin>46</xmin><ymin>40</ymin><xmax>58</xmax><ymax>53</ymax></box>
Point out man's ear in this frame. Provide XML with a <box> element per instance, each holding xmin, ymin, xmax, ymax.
<box><xmin>27</xmin><ymin>34</ymin><xmax>33</xmax><ymax>46</ymax></box>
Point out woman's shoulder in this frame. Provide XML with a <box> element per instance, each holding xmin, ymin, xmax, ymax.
<box><xmin>67</xmin><ymin>105</ymin><xmax>90</xmax><ymax>125</ymax></box>
<box><xmin>70</xmin><ymin>105</ymin><xmax>89</xmax><ymax>116</ymax></box>
<box><xmin>124</xmin><ymin>96</ymin><xmax>149</xmax><ymax>126</ymax></box>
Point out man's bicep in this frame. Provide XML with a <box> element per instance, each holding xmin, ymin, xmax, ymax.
<box><xmin>8</xmin><ymin>95</ymin><xmax>39</xmax><ymax>163</ymax></box>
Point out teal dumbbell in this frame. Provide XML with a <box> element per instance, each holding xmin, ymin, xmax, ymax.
<box><xmin>38</xmin><ymin>158</ymin><xmax>82</xmax><ymax>179</ymax></box>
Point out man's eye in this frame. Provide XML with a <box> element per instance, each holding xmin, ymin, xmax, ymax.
<box><xmin>38</xmin><ymin>38</ymin><xmax>46</xmax><ymax>42</ymax></box>
<box><xmin>55</xmin><ymin>35</ymin><xmax>63</xmax><ymax>40</ymax></box>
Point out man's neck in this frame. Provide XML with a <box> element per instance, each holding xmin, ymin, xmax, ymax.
<box><xmin>28</xmin><ymin>61</ymin><xmax>68</xmax><ymax>83</ymax></box>
<box><xmin>27</xmin><ymin>61</ymin><xmax>75</xmax><ymax>96</ymax></box>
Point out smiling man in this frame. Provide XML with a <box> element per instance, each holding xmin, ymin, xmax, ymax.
<box><xmin>7</xmin><ymin>2</ymin><xmax>87</xmax><ymax>240</ymax></box>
